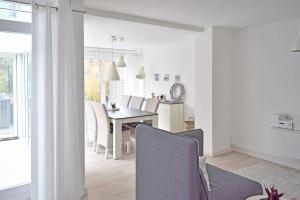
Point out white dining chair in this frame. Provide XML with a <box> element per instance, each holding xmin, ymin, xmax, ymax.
<box><xmin>144</xmin><ymin>98</ymin><xmax>160</xmax><ymax>113</ymax></box>
<box><xmin>142</xmin><ymin>98</ymin><xmax>160</xmax><ymax>125</ymax></box>
<box><xmin>120</xmin><ymin>95</ymin><xmax>132</xmax><ymax>107</ymax></box>
<box><xmin>92</xmin><ymin>102</ymin><xmax>131</xmax><ymax>158</ymax></box>
<box><xmin>85</xmin><ymin>102</ymin><xmax>97</xmax><ymax>151</ymax></box>
<box><xmin>125</xmin><ymin>98</ymin><xmax>160</xmax><ymax>137</ymax></box>
<box><xmin>128</xmin><ymin>96</ymin><xmax>145</xmax><ymax>110</ymax></box>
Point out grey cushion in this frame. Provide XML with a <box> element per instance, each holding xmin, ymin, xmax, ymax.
<box><xmin>208</xmin><ymin>164</ymin><xmax>263</xmax><ymax>200</ymax></box>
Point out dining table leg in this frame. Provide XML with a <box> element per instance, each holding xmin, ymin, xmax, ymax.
<box><xmin>152</xmin><ymin>115</ymin><xmax>158</xmax><ymax>128</ymax></box>
<box><xmin>113</xmin><ymin>119</ymin><xmax>122</xmax><ymax>160</ymax></box>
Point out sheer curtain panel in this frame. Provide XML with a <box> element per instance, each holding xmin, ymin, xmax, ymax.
<box><xmin>31</xmin><ymin>0</ymin><xmax>85</xmax><ymax>200</ymax></box>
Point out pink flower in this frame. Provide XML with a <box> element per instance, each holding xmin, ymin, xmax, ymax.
<box><xmin>264</xmin><ymin>185</ymin><xmax>284</xmax><ymax>200</ymax></box>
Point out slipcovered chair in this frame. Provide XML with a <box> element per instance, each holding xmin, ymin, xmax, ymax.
<box><xmin>128</xmin><ymin>96</ymin><xmax>145</xmax><ymax>110</ymax></box>
<box><xmin>144</xmin><ymin>98</ymin><xmax>160</xmax><ymax>113</ymax></box>
<box><xmin>120</xmin><ymin>95</ymin><xmax>132</xmax><ymax>107</ymax></box>
<box><xmin>125</xmin><ymin>98</ymin><xmax>160</xmax><ymax>134</ymax></box>
<box><xmin>136</xmin><ymin>125</ymin><xmax>263</xmax><ymax>200</ymax></box>
<box><xmin>84</xmin><ymin>102</ymin><xmax>97</xmax><ymax>151</ymax></box>
<box><xmin>92</xmin><ymin>103</ymin><xmax>131</xmax><ymax>158</ymax></box>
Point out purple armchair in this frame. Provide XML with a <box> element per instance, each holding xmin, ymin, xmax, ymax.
<box><xmin>136</xmin><ymin>125</ymin><xmax>263</xmax><ymax>200</ymax></box>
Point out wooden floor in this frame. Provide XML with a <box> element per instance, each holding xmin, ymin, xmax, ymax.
<box><xmin>84</xmin><ymin>146</ymin><xmax>136</xmax><ymax>200</ymax></box>
<box><xmin>83</xmin><ymin>145</ymin><xmax>297</xmax><ymax>200</ymax></box>
<box><xmin>0</xmin><ymin>139</ymin><xmax>30</xmax><ymax>190</ymax></box>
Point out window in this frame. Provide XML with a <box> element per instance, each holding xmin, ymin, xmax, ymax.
<box><xmin>84</xmin><ymin>47</ymin><xmax>131</xmax><ymax>104</ymax></box>
<box><xmin>0</xmin><ymin>55</ymin><xmax>14</xmax><ymax>138</ymax></box>
<box><xmin>84</xmin><ymin>59</ymin><xmax>101</xmax><ymax>102</ymax></box>
<box><xmin>0</xmin><ymin>0</ymin><xmax>31</xmax><ymax>23</ymax></box>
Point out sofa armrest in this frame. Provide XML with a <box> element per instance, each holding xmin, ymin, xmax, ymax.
<box><xmin>177</xmin><ymin>129</ymin><xmax>204</xmax><ymax>156</ymax></box>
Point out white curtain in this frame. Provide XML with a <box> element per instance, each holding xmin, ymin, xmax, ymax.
<box><xmin>31</xmin><ymin>0</ymin><xmax>85</xmax><ymax>200</ymax></box>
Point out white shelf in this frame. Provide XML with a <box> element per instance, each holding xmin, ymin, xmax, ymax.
<box><xmin>269</xmin><ymin>127</ymin><xmax>300</xmax><ymax>134</ymax></box>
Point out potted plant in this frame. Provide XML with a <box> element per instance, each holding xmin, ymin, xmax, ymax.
<box><xmin>111</xmin><ymin>102</ymin><xmax>116</xmax><ymax>109</ymax></box>
<box><xmin>263</xmin><ymin>186</ymin><xmax>284</xmax><ymax>200</ymax></box>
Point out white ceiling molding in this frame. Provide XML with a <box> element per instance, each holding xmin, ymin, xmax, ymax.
<box><xmin>85</xmin><ymin>8</ymin><xmax>204</xmax><ymax>32</ymax></box>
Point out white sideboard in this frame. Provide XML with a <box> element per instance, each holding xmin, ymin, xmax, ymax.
<box><xmin>158</xmin><ymin>101</ymin><xmax>184</xmax><ymax>133</ymax></box>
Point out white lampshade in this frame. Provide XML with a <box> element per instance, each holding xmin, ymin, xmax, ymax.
<box><xmin>291</xmin><ymin>37</ymin><xmax>300</xmax><ymax>52</ymax></box>
<box><xmin>104</xmin><ymin>62</ymin><xmax>120</xmax><ymax>81</ymax></box>
<box><xmin>136</xmin><ymin>67</ymin><xmax>145</xmax><ymax>79</ymax></box>
<box><xmin>117</xmin><ymin>55</ymin><xmax>126</xmax><ymax>67</ymax></box>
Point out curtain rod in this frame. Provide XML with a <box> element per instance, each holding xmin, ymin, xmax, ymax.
<box><xmin>4</xmin><ymin>0</ymin><xmax>86</xmax><ymax>13</ymax></box>
<box><xmin>34</xmin><ymin>2</ymin><xmax>86</xmax><ymax>13</ymax></box>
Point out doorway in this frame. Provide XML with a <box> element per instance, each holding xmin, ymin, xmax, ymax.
<box><xmin>0</xmin><ymin>0</ymin><xmax>32</xmax><ymax>193</ymax></box>
<box><xmin>0</xmin><ymin>32</ymin><xmax>31</xmax><ymax>190</ymax></box>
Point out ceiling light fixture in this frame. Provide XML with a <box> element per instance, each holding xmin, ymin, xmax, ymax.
<box><xmin>104</xmin><ymin>36</ymin><xmax>120</xmax><ymax>81</ymax></box>
<box><xmin>136</xmin><ymin>67</ymin><xmax>145</xmax><ymax>79</ymax></box>
<box><xmin>117</xmin><ymin>37</ymin><xmax>127</xmax><ymax>67</ymax></box>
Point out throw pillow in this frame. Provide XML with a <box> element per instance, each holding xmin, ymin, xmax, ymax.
<box><xmin>199</xmin><ymin>156</ymin><xmax>211</xmax><ymax>191</ymax></box>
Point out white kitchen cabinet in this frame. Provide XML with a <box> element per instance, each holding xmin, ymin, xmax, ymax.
<box><xmin>158</xmin><ymin>102</ymin><xmax>184</xmax><ymax>133</ymax></box>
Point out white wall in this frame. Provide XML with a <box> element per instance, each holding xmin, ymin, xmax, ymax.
<box><xmin>195</xmin><ymin>28</ymin><xmax>213</xmax><ymax>154</ymax></box>
<box><xmin>194</xmin><ymin>21</ymin><xmax>300</xmax><ymax>168</ymax></box>
<box><xmin>232</xmin><ymin>19</ymin><xmax>300</xmax><ymax>162</ymax></box>
<box><xmin>212</xmin><ymin>28</ymin><xmax>233</xmax><ymax>154</ymax></box>
<box><xmin>143</xmin><ymin>39</ymin><xmax>196</xmax><ymax>119</ymax></box>
<box><xmin>195</xmin><ymin>27</ymin><xmax>233</xmax><ymax>156</ymax></box>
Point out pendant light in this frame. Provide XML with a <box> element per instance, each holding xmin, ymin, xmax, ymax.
<box><xmin>136</xmin><ymin>52</ymin><xmax>145</xmax><ymax>79</ymax></box>
<box><xmin>117</xmin><ymin>37</ymin><xmax>127</xmax><ymax>67</ymax></box>
<box><xmin>291</xmin><ymin>29</ymin><xmax>300</xmax><ymax>52</ymax></box>
<box><xmin>136</xmin><ymin>67</ymin><xmax>145</xmax><ymax>79</ymax></box>
<box><xmin>104</xmin><ymin>61</ymin><xmax>120</xmax><ymax>81</ymax></box>
<box><xmin>104</xmin><ymin>36</ymin><xmax>120</xmax><ymax>81</ymax></box>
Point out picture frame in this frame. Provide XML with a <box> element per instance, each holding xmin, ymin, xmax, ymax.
<box><xmin>164</xmin><ymin>74</ymin><xmax>169</xmax><ymax>81</ymax></box>
<box><xmin>154</xmin><ymin>74</ymin><xmax>159</xmax><ymax>81</ymax></box>
<box><xmin>175</xmin><ymin>75</ymin><xmax>180</xmax><ymax>82</ymax></box>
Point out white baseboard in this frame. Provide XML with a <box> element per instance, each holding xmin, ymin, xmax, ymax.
<box><xmin>234</xmin><ymin>145</ymin><xmax>300</xmax><ymax>170</ymax></box>
<box><xmin>204</xmin><ymin>150</ymin><xmax>213</xmax><ymax>157</ymax></box>
<box><xmin>212</xmin><ymin>147</ymin><xmax>234</xmax><ymax>156</ymax></box>
<box><xmin>204</xmin><ymin>147</ymin><xmax>234</xmax><ymax>157</ymax></box>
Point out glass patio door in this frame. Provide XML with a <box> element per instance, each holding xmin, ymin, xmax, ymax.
<box><xmin>0</xmin><ymin>53</ymin><xmax>31</xmax><ymax>142</ymax></box>
<box><xmin>0</xmin><ymin>1</ymin><xmax>32</xmax><ymax>195</ymax></box>
<box><xmin>0</xmin><ymin>55</ymin><xmax>15</xmax><ymax>139</ymax></box>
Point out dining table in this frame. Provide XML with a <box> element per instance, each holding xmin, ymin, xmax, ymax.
<box><xmin>108</xmin><ymin>107</ymin><xmax>158</xmax><ymax>159</ymax></box>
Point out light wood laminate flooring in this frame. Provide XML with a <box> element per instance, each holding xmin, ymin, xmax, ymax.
<box><xmin>83</xmin><ymin>146</ymin><xmax>299</xmax><ymax>200</ymax></box>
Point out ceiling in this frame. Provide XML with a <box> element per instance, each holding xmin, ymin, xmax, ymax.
<box><xmin>84</xmin><ymin>0</ymin><xmax>300</xmax><ymax>28</ymax></box>
<box><xmin>84</xmin><ymin>15</ymin><xmax>197</xmax><ymax>49</ymax></box>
